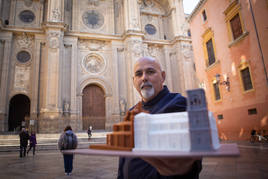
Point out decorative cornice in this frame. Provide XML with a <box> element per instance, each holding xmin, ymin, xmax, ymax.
<box><xmin>42</xmin><ymin>22</ymin><xmax>68</xmax><ymax>31</ymax></box>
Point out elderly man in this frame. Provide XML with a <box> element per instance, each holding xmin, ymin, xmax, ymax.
<box><xmin>117</xmin><ymin>57</ymin><xmax>202</xmax><ymax>179</ymax></box>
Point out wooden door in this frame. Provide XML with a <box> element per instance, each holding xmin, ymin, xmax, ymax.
<box><xmin>82</xmin><ymin>85</ymin><xmax>106</xmax><ymax>130</ymax></box>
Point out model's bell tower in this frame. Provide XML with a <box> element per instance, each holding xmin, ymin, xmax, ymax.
<box><xmin>187</xmin><ymin>88</ymin><xmax>213</xmax><ymax>151</ymax></box>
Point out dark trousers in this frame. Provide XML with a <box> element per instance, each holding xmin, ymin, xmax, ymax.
<box><xmin>27</xmin><ymin>145</ymin><xmax>35</xmax><ymax>155</ymax></box>
<box><xmin>20</xmin><ymin>146</ymin><xmax>27</xmax><ymax>157</ymax></box>
<box><xmin>63</xmin><ymin>154</ymin><xmax>73</xmax><ymax>173</ymax></box>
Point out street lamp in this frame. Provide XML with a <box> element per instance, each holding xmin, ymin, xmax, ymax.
<box><xmin>215</xmin><ymin>73</ymin><xmax>230</xmax><ymax>91</ymax></box>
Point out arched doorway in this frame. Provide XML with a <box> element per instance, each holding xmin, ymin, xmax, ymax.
<box><xmin>8</xmin><ymin>94</ymin><xmax>30</xmax><ymax>131</ymax></box>
<box><xmin>82</xmin><ymin>84</ymin><xmax>106</xmax><ymax>130</ymax></box>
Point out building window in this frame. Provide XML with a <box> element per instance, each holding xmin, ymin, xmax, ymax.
<box><xmin>19</xmin><ymin>10</ymin><xmax>35</xmax><ymax>23</ymax></box>
<box><xmin>213</xmin><ymin>82</ymin><xmax>221</xmax><ymax>101</ymax></box>
<box><xmin>145</xmin><ymin>24</ymin><xmax>157</xmax><ymax>35</ymax></box>
<box><xmin>187</xmin><ymin>29</ymin><xmax>191</xmax><ymax>37</ymax></box>
<box><xmin>202</xmin><ymin>28</ymin><xmax>217</xmax><ymax>67</ymax></box>
<box><xmin>224</xmin><ymin>0</ymin><xmax>246</xmax><ymax>42</ymax></box>
<box><xmin>248</xmin><ymin>108</ymin><xmax>257</xmax><ymax>115</ymax></box>
<box><xmin>16</xmin><ymin>51</ymin><xmax>31</xmax><ymax>63</ymax></box>
<box><xmin>202</xmin><ymin>10</ymin><xmax>207</xmax><ymax>21</ymax></box>
<box><xmin>241</xmin><ymin>67</ymin><xmax>253</xmax><ymax>91</ymax></box>
<box><xmin>230</xmin><ymin>13</ymin><xmax>243</xmax><ymax>40</ymax></box>
<box><xmin>82</xmin><ymin>10</ymin><xmax>104</xmax><ymax>29</ymax></box>
<box><xmin>217</xmin><ymin>114</ymin><xmax>223</xmax><ymax>120</ymax></box>
<box><xmin>206</xmin><ymin>39</ymin><xmax>216</xmax><ymax>66</ymax></box>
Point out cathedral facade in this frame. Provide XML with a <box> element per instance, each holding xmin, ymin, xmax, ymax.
<box><xmin>0</xmin><ymin>0</ymin><xmax>197</xmax><ymax>133</ymax></box>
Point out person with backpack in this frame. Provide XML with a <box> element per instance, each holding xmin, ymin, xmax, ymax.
<box><xmin>58</xmin><ymin>125</ymin><xmax>78</xmax><ymax>176</ymax></box>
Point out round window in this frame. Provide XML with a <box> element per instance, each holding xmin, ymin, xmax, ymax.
<box><xmin>145</xmin><ymin>24</ymin><xmax>156</xmax><ymax>35</ymax></box>
<box><xmin>17</xmin><ymin>51</ymin><xmax>31</xmax><ymax>63</ymax></box>
<box><xmin>19</xmin><ymin>10</ymin><xmax>35</xmax><ymax>23</ymax></box>
<box><xmin>82</xmin><ymin>10</ymin><xmax>104</xmax><ymax>29</ymax></box>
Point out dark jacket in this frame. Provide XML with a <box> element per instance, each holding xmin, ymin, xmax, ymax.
<box><xmin>29</xmin><ymin>134</ymin><xmax>37</xmax><ymax>147</ymax></box>
<box><xmin>19</xmin><ymin>131</ymin><xmax>29</xmax><ymax>147</ymax></box>
<box><xmin>117</xmin><ymin>86</ymin><xmax>202</xmax><ymax>179</ymax></box>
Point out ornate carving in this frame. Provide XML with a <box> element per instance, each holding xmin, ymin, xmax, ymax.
<box><xmin>78</xmin><ymin>40</ymin><xmax>106</xmax><ymax>51</ymax></box>
<box><xmin>83</xmin><ymin>55</ymin><xmax>105</xmax><ymax>74</ymax></box>
<box><xmin>14</xmin><ymin>66</ymin><xmax>30</xmax><ymax>91</ymax></box>
<box><xmin>52</xmin><ymin>8</ymin><xmax>61</xmax><ymax>22</ymax></box>
<box><xmin>148</xmin><ymin>45</ymin><xmax>160</xmax><ymax>57</ymax></box>
<box><xmin>140</xmin><ymin>0</ymin><xmax>155</xmax><ymax>9</ymax></box>
<box><xmin>47</xmin><ymin>32</ymin><xmax>61</xmax><ymax>49</ymax></box>
<box><xmin>131</xmin><ymin>18</ymin><xmax>139</xmax><ymax>29</ymax></box>
<box><xmin>127</xmin><ymin>40</ymin><xmax>143</xmax><ymax>58</ymax></box>
<box><xmin>119</xmin><ymin>98</ymin><xmax>127</xmax><ymax>115</ymax></box>
<box><xmin>17</xmin><ymin>33</ymin><xmax>33</xmax><ymax>49</ymax></box>
<box><xmin>24</xmin><ymin>0</ymin><xmax>33</xmax><ymax>7</ymax></box>
<box><xmin>88</xmin><ymin>0</ymin><xmax>104</xmax><ymax>6</ymax></box>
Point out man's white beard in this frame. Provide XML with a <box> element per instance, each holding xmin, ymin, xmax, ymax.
<box><xmin>141</xmin><ymin>87</ymin><xmax>155</xmax><ymax>100</ymax></box>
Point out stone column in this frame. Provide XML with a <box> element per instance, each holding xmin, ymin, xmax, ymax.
<box><xmin>0</xmin><ymin>32</ymin><xmax>12</xmax><ymax>132</ymax></box>
<box><xmin>38</xmin><ymin>0</ymin><xmax>66</xmax><ymax>133</ymax></box>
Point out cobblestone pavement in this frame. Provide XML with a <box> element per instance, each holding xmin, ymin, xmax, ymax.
<box><xmin>0</xmin><ymin>142</ymin><xmax>267</xmax><ymax>179</ymax></box>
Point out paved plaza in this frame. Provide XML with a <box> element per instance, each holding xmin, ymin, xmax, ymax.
<box><xmin>0</xmin><ymin>141</ymin><xmax>267</xmax><ymax>179</ymax></box>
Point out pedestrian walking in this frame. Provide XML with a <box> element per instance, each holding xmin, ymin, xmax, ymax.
<box><xmin>58</xmin><ymin>125</ymin><xmax>78</xmax><ymax>176</ymax></box>
<box><xmin>19</xmin><ymin>128</ymin><xmax>29</xmax><ymax>158</ymax></box>
<box><xmin>87</xmin><ymin>125</ymin><xmax>92</xmax><ymax>139</ymax></box>
<box><xmin>27</xmin><ymin>131</ymin><xmax>37</xmax><ymax>155</ymax></box>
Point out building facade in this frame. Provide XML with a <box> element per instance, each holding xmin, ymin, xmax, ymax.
<box><xmin>0</xmin><ymin>0</ymin><xmax>197</xmax><ymax>133</ymax></box>
<box><xmin>189</xmin><ymin>0</ymin><xmax>268</xmax><ymax>140</ymax></box>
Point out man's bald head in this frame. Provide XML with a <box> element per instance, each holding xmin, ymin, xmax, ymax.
<box><xmin>134</xmin><ymin>56</ymin><xmax>162</xmax><ymax>72</ymax></box>
<box><xmin>133</xmin><ymin>56</ymin><xmax>166</xmax><ymax>102</ymax></box>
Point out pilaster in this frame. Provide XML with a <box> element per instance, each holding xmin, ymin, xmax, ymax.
<box><xmin>0</xmin><ymin>32</ymin><xmax>12</xmax><ymax>132</ymax></box>
<box><xmin>47</xmin><ymin>0</ymin><xmax>64</xmax><ymax>23</ymax></box>
<box><xmin>124</xmin><ymin>0</ymin><xmax>141</xmax><ymax>32</ymax></box>
<box><xmin>169</xmin><ymin>0</ymin><xmax>186</xmax><ymax>37</ymax></box>
<box><xmin>124</xmin><ymin>36</ymin><xmax>144</xmax><ymax>107</ymax></box>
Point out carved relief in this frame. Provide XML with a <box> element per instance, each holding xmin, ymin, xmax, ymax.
<box><xmin>181</xmin><ymin>43</ymin><xmax>193</xmax><ymax>61</ymax></box>
<box><xmin>14</xmin><ymin>66</ymin><xmax>30</xmax><ymax>91</ymax></box>
<box><xmin>140</xmin><ymin>0</ymin><xmax>163</xmax><ymax>14</ymax></box>
<box><xmin>52</xmin><ymin>8</ymin><xmax>61</xmax><ymax>22</ymax></box>
<box><xmin>47</xmin><ymin>32</ymin><xmax>61</xmax><ymax>49</ymax></box>
<box><xmin>78</xmin><ymin>40</ymin><xmax>106</xmax><ymax>51</ymax></box>
<box><xmin>131</xmin><ymin>18</ymin><xmax>140</xmax><ymax>29</ymax></box>
<box><xmin>83</xmin><ymin>54</ymin><xmax>105</xmax><ymax>74</ymax></box>
<box><xmin>88</xmin><ymin>0</ymin><xmax>101</xmax><ymax>6</ymax></box>
<box><xmin>140</xmin><ymin>0</ymin><xmax>154</xmax><ymax>8</ymax></box>
<box><xmin>24</xmin><ymin>0</ymin><xmax>33</xmax><ymax>7</ymax></box>
<box><xmin>148</xmin><ymin>45</ymin><xmax>160</xmax><ymax>57</ymax></box>
<box><xmin>119</xmin><ymin>98</ymin><xmax>127</xmax><ymax>115</ymax></box>
<box><xmin>16</xmin><ymin>33</ymin><xmax>33</xmax><ymax>49</ymax></box>
<box><xmin>128</xmin><ymin>40</ymin><xmax>143</xmax><ymax>58</ymax></box>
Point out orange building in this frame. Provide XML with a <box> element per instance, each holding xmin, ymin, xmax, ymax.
<box><xmin>188</xmin><ymin>0</ymin><xmax>268</xmax><ymax>140</ymax></box>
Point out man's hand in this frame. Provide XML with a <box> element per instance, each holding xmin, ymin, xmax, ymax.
<box><xmin>142</xmin><ymin>157</ymin><xmax>201</xmax><ymax>176</ymax></box>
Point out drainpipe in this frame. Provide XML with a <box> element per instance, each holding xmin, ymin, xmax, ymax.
<box><xmin>248</xmin><ymin>0</ymin><xmax>268</xmax><ymax>86</ymax></box>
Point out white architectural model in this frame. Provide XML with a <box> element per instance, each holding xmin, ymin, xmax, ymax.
<box><xmin>133</xmin><ymin>89</ymin><xmax>220</xmax><ymax>151</ymax></box>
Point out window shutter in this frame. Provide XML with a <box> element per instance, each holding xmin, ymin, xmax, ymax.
<box><xmin>230</xmin><ymin>14</ymin><xmax>243</xmax><ymax>40</ymax></box>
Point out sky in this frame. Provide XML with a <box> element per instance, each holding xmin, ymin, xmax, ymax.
<box><xmin>183</xmin><ymin>0</ymin><xmax>200</xmax><ymax>14</ymax></box>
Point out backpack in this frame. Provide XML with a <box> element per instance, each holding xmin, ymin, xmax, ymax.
<box><xmin>62</xmin><ymin>132</ymin><xmax>75</xmax><ymax>150</ymax></box>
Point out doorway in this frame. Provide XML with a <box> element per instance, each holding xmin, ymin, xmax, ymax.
<box><xmin>82</xmin><ymin>84</ymin><xmax>106</xmax><ymax>130</ymax></box>
<box><xmin>8</xmin><ymin>94</ymin><xmax>30</xmax><ymax>131</ymax></box>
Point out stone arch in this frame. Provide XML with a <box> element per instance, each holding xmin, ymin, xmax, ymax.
<box><xmin>8</xmin><ymin>94</ymin><xmax>30</xmax><ymax>131</ymax></box>
<box><xmin>79</xmin><ymin>77</ymin><xmax>112</xmax><ymax>97</ymax></box>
